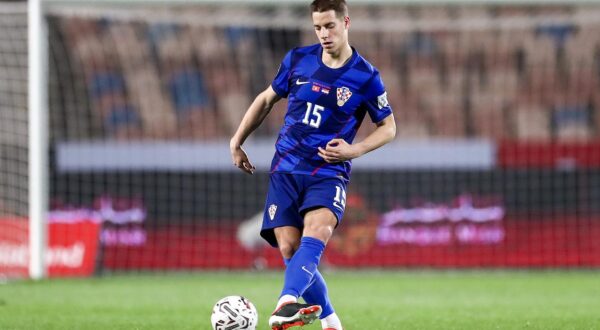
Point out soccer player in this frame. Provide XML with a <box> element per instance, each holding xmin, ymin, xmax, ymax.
<box><xmin>229</xmin><ymin>1</ymin><xmax>396</xmax><ymax>329</ymax></box>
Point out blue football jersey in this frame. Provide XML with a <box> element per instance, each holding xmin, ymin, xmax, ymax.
<box><xmin>270</xmin><ymin>44</ymin><xmax>393</xmax><ymax>182</ymax></box>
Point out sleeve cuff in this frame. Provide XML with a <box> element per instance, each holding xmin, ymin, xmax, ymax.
<box><xmin>373</xmin><ymin>110</ymin><xmax>392</xmax><ymax>124</ymax></box>
<box><xmin>271</xmin><ymin>82</ymin><xmax>287</xmax><ymax>98</ymax></box>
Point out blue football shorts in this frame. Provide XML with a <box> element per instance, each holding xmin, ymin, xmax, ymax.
<box><xmin>260</xmin><ymin>172</ymin><xmax>347</xmax><ymax>247</ymax></box>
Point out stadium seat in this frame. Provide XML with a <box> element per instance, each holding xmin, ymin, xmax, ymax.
<box><xmin>514</xmin><ymin>105</ymin><xmax>551</xmax><ymax>141</ymax></box>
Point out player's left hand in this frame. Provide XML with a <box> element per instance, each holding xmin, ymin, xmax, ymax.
<box><xmin>318</xmin><ymin>138</ymin><xmax>359</xmax><ymax>163</ymax></box>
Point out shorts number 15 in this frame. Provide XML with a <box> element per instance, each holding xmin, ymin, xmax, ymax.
<box><xmin>333</xmin><ymin>186</ymin><xmax>346</xmax><ymax>210</ymax></box>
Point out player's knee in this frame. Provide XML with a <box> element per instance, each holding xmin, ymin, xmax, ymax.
<box><xmin>303</xmin><ymin>209</ymin><xmax>337</xmax><ymax>243</ymax></box>
<box><xmin>274</xmin><ymin>226</ymin><xmax>301</xmax><ymax>258</ymax></box>
<box><xmin>303</xmin><ymin>222</ymin><xmax>334</xmax><ymax>244</ymax></box>
<box><xmin>278</xmin><ymin>241</ymin><xmax>298</xmax><ymax>259</ymax></box>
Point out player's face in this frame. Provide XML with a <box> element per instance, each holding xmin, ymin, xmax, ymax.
<box><xmin>312</xmin><ymin>10</ymin><xmax>349</xmax><ymax>55</ymax></box>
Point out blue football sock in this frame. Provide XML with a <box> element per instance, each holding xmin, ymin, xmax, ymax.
<box><xmin>283</xmin><ymin>250</ymin><xmax>335</xmax><ymax>318</ymax></box>
<box><xmin>280</xmin><ymin>236</ymin><xmax>325</xmax><ymax>298</ymax></box>
<box><xmin>301</xmin><ymin>269</ymin><xmax>334</xmax><ymax>318</ymax></box>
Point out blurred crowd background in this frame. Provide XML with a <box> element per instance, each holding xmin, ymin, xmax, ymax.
<box><xmin>48</xmin><ymin>4</ymin><xmax>600</xmax><ymax>142</ymax></box>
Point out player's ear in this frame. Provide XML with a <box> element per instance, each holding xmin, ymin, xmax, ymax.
<box><xmin>344</xmin><ymin>16</ymin><xmax>350</xmax><ymax>29</ymax></box>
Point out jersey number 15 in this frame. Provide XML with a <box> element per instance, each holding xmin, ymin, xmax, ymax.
<box><xmin>302</xmin><ymin>102</ymin><xmax>324</xmax><ymax>128</ymax></box>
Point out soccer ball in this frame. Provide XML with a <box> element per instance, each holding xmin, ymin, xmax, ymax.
<box><xmin>211</xmin><ymin>295</ymin><xmax>258</xmax><ymax>330</ymax></box>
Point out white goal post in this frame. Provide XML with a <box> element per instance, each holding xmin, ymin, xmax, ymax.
<box><xmin>29</xmin><ymin>0</ymin><xmax>48</xmax><ymax>280</ymax></box>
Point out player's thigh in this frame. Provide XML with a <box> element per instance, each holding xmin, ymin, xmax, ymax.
<box><xmin>274</xmin><ymin>226</ymin><xmax>301</xmax><ymax>258</ymax></box>
<box><xmin>303</xmin><ymin>207</ymin><xmax>338</xmax><ymax>244</ymax></box>
<box><xmin>298</xmin><ymin>176</ymin><xmax>347</xmax><ymax>243</ymax></box>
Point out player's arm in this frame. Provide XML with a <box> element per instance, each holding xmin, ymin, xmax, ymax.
<box><xmin>230</xmin><ymin>86</ymin><xmax>282</xmax><ymax>174</ymax></box>
<box><xmin>318</xmin><ymin>114</ymin><xmax>396</xmax><ymax>163</ymax></box>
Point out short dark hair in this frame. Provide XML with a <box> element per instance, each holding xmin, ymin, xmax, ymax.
<box><xmin>310</xmin><ymin>0</ymin><xmax>348</xmax><ymax>18</ymax></box>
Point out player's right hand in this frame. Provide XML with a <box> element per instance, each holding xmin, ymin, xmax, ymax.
<box><xmin>230</xmin><ymin>144</ymin><xmax>256</xmax><ymax>175</ymax></box>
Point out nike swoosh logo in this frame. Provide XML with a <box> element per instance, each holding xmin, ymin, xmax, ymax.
<box><xmin>333</xmin><ymin>202</ymin><xmax>344</xmax><ymax>210</ymax></box>
<box><xmin>301</xmin><ymin>266</ymin><xmax>313</xmax><ymax>276</ymax></box>
<box><xmin>296</xmin><ymin>79</ymin><xmax>310</xmax><ymax>85</ymax></box>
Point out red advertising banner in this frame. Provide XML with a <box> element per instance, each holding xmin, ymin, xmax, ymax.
<box><xmin>0</xmin><ymin>218</ymin><xmax>100</xmax><ymax>277</ymax></box>
<box><xmin>99</xmin><ymin>216</ymin><xmax>600</xmax><ymax>270</ymax></box>
<box><xmin>97</xmin><ymin>191</ymin><xmax>597</xmax><ymax>270</ymax></box>
<box><xmin>499</xmin><ymin>141</ymin><xmax>600</xmax><ymax>168</ymax></box>
<box><xmin>96</xmin><ymin>196</ymin><xmax>600</xmax><ymax>269</ymax></box>
<box><xmin>4</xmin><ymin>206</ymin><xmax>598</xmax><ymax>274</ymax></box>
<box><xmin>0</xmin><ymin>217</ymin><xmax>28</xmax><ymax>277</ymax></box>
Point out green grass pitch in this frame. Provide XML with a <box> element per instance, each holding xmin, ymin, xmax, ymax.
<box><xmin>0</xmin><ymin>270</ymin><xmax>598</xmax><ymax>329</ymax></box>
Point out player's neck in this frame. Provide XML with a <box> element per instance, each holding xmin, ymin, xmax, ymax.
<box><xmin>321</xmin><ymin>43</ymin><xmax>353</xmax><ymax>69</ymax></box>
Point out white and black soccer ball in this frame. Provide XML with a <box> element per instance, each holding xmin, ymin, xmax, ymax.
<box><xmin>211</xmin><ymin>295</ymin><xmax>258</xmax><ymax>330</ymax></box>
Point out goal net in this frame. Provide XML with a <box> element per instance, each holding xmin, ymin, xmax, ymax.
<box><xmin>0</xmin><ymin>2</ymin><xmax>28</xmax><ymax>278</ymax></box>
<box><xmin>2</xmin><ymin>1</ymin><xmax>600</xmax><ymax>277</ymax></box>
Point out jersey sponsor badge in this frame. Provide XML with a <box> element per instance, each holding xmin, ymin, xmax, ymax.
<box><xmin>377</xmin><ymin>92</ymin><xmax>389</xmax><ymax>109</ymax></box>
<box><xmin>268</xmin><ymin>204</ymin><xmax>277</xmax><ymax>220</ymax></box>
<box><xmin>336</xmin><ymin>87</ymin><xmax>352</xmax><ymax>106</ymax></box>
